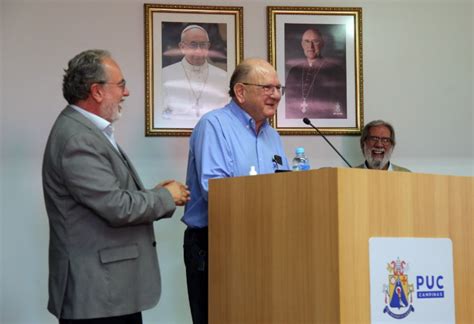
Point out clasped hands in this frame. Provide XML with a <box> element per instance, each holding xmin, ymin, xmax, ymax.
<box><xmin>158</xmin><ymin>180</ymin><xmax>191</xmax><ymax>206</ymax></box>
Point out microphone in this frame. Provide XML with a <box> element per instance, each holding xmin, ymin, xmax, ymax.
<box><xmin>273</xmin><ymin>154</ymin><xmax>283</xmax><ymax>166</ymax></box>
<box><xmin>272</xmin><ymin>155</ymin><xmax>290</xmax><ymax>173</ymax></box>
<box><xmin>302</xmin><ymin>117</ymin><xmax>352</xmax><ymax>168</ymax></box>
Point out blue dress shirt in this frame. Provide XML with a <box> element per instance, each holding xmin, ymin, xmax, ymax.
<box><xmin>182</xmin><ymin>100</ymin><xmax>290</xmax><ymax>228</ymax></box>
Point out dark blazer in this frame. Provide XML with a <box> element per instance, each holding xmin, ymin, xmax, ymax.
<box><xmin>285</xmin><ymin>58</ymin><xmax>347</xmax><ymax>119</ymax></box>
<box><xmin>42</xmin><ymin>106</ymin><xmax>176</xmax><ymax>319</ymax></box>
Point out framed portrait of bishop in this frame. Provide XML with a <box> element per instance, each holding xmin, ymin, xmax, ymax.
<box><xmin>268</xmin><ymin>6</ymin><xmax>363</xmax><ymax>135</ymax></box>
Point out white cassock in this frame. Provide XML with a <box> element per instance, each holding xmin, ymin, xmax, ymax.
<box><xmin>161</xmin><ymin>58</ymin><xmax>230</xmax><ymax>120</ymax></box>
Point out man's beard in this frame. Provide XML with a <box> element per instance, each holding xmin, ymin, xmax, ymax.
<box><xmin>364</xmin><ymin>145</ymin><xmax>393</xmax><ymax>170</ymax></box>
<box><xmin>102</xmin><ymin>102</ymin><xmax>122</xmax><ymax>123</ymax></box>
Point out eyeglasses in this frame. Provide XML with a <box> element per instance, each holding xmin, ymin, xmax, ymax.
<box><xmin>182</xmin><ymin>41</ymin><xmax>211</xmax><ymax>50</ymax></box>
<box><xmin>366</xmin><ymin>136</ymin><xmax>392</xmax><ymax>145</ymax></box>
<box><xmin>302</xmin><ymin>40</ymin><xmax>322</xmax><ymax>47</ymax></box>
<box><xmin>242</xmin><ymin>83</ymin><xmax>285</xmax><ymax>96</ymax></box>
<box><xmin>97</xmin><ymin>79</ymin><xmax>127</xmax><ymax>90</ymax></box>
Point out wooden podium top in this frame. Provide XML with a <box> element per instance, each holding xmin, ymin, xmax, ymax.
<box><xmin>209</xmin><ymin>168</ymin><xmax>473</xmax><ymax>323</ymax></box>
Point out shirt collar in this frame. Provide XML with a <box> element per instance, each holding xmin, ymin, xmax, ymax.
<box><xmin>228</xmin><ymin>100</ymin><xmax>269</xmax><ymax>133</ymax></box>
<box><xmin>181</xmin><ymin>57</ymin><xmax>208</xmax><ymax>73</ymax></box>
<box><xmin>364</xmin><ymin>160</ymin><xmax>393</xmax><ymax>171</ymax></box>
<box><xmin>70</xmin><ymin>104</ymin><xmax>111</xmax><ymax>132</ymax></box>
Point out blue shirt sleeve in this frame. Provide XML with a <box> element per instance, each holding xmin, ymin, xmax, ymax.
<box><xmin>192</xmin><ymin>116</ymin><xmax>233</xmax><ymax>202</ymax></box>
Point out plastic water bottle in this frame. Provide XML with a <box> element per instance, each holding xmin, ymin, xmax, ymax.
<box><xmin>292</xmin><ymin>147</ymin><xmax>310</xmax><ymax>171</ymax></box>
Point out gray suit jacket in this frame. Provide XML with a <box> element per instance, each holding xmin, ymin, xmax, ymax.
<box><xmin>42</xmin><ymin>106</ymin><xmax>176</xmax><ymax>319</ymax></box>
<box><xmin>356</xmin><ymin>162</ymin><xmax>411</xmax><ymax>172</ymax></box>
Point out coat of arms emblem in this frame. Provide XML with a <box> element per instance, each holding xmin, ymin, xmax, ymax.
<box><xmin>383</xmin><ymin>257</ymin><xmax>415</xmax><ymax>319</ymax></box>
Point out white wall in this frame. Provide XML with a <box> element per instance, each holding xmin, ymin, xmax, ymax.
<box><xmin>1</xmin><ymin>0</ymin><xmax>472</xmax><ymax>323</ymax></box>
<box><xmin>0</xmin><ymin>0</ymin><xmax>4</xmax><ymax>319</ymax></box>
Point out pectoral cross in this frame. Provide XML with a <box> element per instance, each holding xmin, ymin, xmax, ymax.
<box><xmin>193</xmin><ymin>99</ymin><xmax>201</xmax><ymax>117</ymax></box>
<box><xmin>300</xmin><ymin>98</ymin><xmax>308</xmax><ymax>113</ymax></box>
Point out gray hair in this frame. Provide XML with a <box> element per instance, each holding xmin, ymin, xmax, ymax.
<box><xmin>360</xmin><ymin>120</ymin><xmax>396</xmax><ymax>150</ymax></box>
<box><xmin>62</xmin><ymin>49</ymin><xmax>111</xmax><ymax>104</ymax></box>
<box><xmin>228</xmin><ymin>60</ymin><xmax>253</xmax><ymax>98</ymax></box>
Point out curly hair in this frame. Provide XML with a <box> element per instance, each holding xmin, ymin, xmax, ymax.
<box><xmin>62</xmin><ymin>49</ymin><xmax>111</xmax><ymax>104</ymax></box>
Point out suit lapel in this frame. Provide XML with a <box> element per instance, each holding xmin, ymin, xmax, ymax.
<box><xmin>63</xmin><ymin>106</ymin><xmax>117</xmax><ymax>153</ymax></box>
<box><xmin>63</xmin><ymin>106</ymin><xmax>145</xmax><ymax>190</ymax></box>
<box><xmin>118</xmin><ymin>146</ymin><xmax>145</xmax><ymax>190</ymax></box>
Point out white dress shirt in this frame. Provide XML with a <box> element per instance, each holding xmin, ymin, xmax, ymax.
<box><xmin>71</xmin><ymin>105</ymin><xmax>119</xmax><ymax>151</ymax></box>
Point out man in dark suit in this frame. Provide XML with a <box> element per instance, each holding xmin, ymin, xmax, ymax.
<box><xmin>285</xmin><ymin>27</ymin><xmax>347</xmax><ymax>119</ymax></box>
<box><xmin>42</xmin><ymin>49</ymin><xmax>190</xmax><ymax>324</ymax></box>
<box><xmin>357</xmin><ymin>120</ymin><xmax>410</xmax><ymax>171</ymax></box>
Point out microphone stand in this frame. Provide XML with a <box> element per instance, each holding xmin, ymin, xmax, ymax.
<box><xmin>302</xmin><ymin>117</ymin><xmax>353</xmax><ymax>168</ymax></box>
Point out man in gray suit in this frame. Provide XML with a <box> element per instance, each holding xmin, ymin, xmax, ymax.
<box><xmin>42</xmin><ymin>49</ymin><xmax>190</xmax><ymax>324</ymax></box>
<box><xmin>357</xmin><ymin>120</ymin><xmax>410</xmax><ymax>172</ymax></box>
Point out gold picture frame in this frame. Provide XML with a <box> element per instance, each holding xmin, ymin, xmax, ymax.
<box><xmin>144</xmin><ymin>4</ymin><xmax>243</xmax><ymax>136</ymax></box>
<box><xmin>268</xmin><ymin>6</ymin><xmax>363</xmax><ymax>135</ymax></box>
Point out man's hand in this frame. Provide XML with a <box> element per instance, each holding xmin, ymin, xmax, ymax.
<box><xmin>157</xmin><ymin>180</ymin><xmax>190</xmax><ymax>206</ymax></box>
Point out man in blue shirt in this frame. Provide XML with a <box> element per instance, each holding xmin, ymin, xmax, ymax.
<box><xmin>182</xmin><ymin>58</ymin><xmax>290</xmax><ymax>323</ymax></box>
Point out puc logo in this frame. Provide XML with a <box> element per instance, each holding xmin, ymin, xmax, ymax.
<box><xmin>382</xmin><ymin>258</ymin><xmax>415</xmax><ymax>319</ymax></box>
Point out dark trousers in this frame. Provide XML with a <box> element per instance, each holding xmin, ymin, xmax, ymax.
<box><xmin>184</xmin><ymin>227</ymin><xmax>208</xmax><ymax>324</ymax></box>
<box><xmin>59</xmin><ymin>312</ymin><xmax>142</xmax><ymax>324</ymax></box>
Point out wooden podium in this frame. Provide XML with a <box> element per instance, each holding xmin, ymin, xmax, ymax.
<box><xmin>208</xmin><ymin>168</ymin><xmax>473</xmax><ymax>323</ymax></box>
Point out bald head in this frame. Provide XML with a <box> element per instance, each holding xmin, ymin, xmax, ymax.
<box><xmin>301</xmin><ymin>28</ymin><xmax>324</xmax><ymax>61</ymax></box>
<box><xmin>228</xmin><ymin>58</ymin><xmax>281</xmax><ymax>132</ymax></box>
<box><xmin>229</xmin><ymin>58</ymin><xmax>277</xmax><ymax>97</ymax></box>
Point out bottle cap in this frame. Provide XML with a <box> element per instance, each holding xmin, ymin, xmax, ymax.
<box><xmin>249</xmin><ymin>165</ymin><xmax>258</xmax><ymax>176</ymax></box>
<box><xmin>295</xmin><ymin>147</ymin><xmax>305</xmax><ymax>154</ymax></box>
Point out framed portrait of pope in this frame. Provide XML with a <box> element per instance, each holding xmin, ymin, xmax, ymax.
<box><xmin>144</xmin><ymin>4</ymin><xmax>243</xmax><ymax>136</ymax></box>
